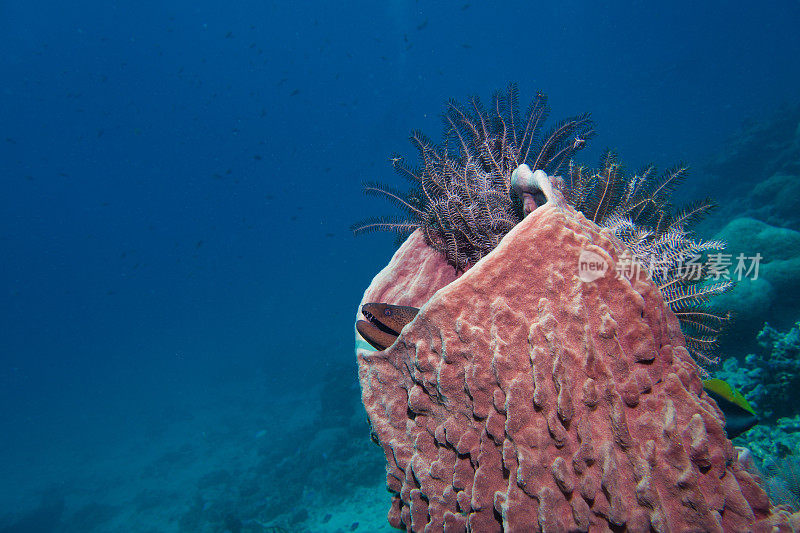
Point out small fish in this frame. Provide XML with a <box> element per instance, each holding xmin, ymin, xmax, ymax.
<box><xmin>702</xmin><ymin>378</ymin><xmax>759</xmax><ymax>438</ymax></box>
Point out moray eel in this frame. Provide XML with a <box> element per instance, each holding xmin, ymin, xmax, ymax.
<box><xmin>357</xmin><ymin>302</ymin><xmax>759</xmax><ymax>438</ymax></box>
<box><xmin>357</xmin><ymin>303</ymin><xmax>420</xmax><ymax>351</ymax></box>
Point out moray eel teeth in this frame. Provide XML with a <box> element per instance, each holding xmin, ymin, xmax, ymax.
<box><xmin>357</xmin><ymin>303</ymin><xmax>420</xmax><ymax>351</ymax></box>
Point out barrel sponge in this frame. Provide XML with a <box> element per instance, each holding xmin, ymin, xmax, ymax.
<box><xmin>356</xmin><ymin>202</ymin><xmax>799</xmax><ymax>532</ymax></box>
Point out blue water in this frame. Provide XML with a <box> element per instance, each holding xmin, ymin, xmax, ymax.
<box><xmin>1</xmin><ymin>1</ymin><xmax>800</xmax><ymax>531</ymax></box>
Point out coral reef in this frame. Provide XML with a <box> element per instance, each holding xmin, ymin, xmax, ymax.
<box><xmin>694</xmin><ymin>103</ymin><xmax>800</xmax><ymax>242</ymax></box>
<box><xmin>747</xmin><ymin>172</ymin><xmax>800</xmax><ymax>230</ymax></box>
<box><xmin>703</xmin><ymin>102</ymin><xmax>800</xmax><ymax>216</ymax></box>
<box><xmin>737</xmin><ymin>417</ymin><xmax>800</xmax><ymax>470</ymax></box>
<box><xmin>356</xmin><ymin>181</ymin><xmax>798</xmax><ymax>531</ymax></box>
<box><xmin>715</xmin><ymin>321</ymin><xmax>800</xmax><ymax>422</ymax></box>
<box><xmin>735</xmin><ymin>424</ymin><xmax>800</xmax><ymax>513</ymax></box>
<box><xmin>709</xmin><ymin>319</ymin><xmax>800</xmax><ymax>513</ymax></box>
<box><xmin>712</xmin><ymin>218</ymin><xmax>800</xmax><ymax>354</ymax></box>
<box><xmin>713</xmin><ymin>321</ymin><xmax>800</xmax><ymax>515</ymax></box>
<box><xmin>352</xmin><ymin>84</ymin><xmax>594</xmax><ymax>271</ymax></box>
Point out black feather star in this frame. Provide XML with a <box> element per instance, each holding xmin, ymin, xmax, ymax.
<box><xmin>351</xmin><ymin>84</ymin><xmax>595</xmax><ymax>271</ymax></box>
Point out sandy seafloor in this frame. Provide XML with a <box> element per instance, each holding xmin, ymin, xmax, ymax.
<box><xmin>0</xmin><ymin>370</ymin><xmax>394</xmax><ymax>532</ymax></box>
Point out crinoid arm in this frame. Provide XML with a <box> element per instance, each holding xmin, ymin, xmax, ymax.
<box><xmin>661</xmin><ymin>280</ymin><xmax>735</xmax><ymax>312</ymax></box>
<box><xmin>665</xmin><ymin>198</ymin><xmax>717</xmax><ymax>232</ymax></box>
<box><xmin>674</xmin><ymin>309</ymin><xmax>731</xmax><ymax>336</ymax></box>
<box><xmin>360</xmin><ymin>180</ymin><xmax>425</xmax><ymax>218</ymax></box>
<box><xmin>623</xmin><ymin>163</ymin><xmax>690</xmax><ymax>229</ymax></box>
<box><xmin>350</xmin><ymin>215</ymin><xmax>420</xmax><ymax>237</ymax></box>
<box><xmin>531</xmin><ymin>113</ymin><xmax>595</xmax><ymax>175</ymax></box>
<box><xmin>562</xmin><ymin>150</ymin><xmax>627</xmax><ymax>224</ymax></box>
<box><xmin>678</xmin><ymin>306</ymin><xmax>734</xmax><ymax>370</ymax></box>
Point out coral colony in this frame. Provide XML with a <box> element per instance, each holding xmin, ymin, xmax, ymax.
<box><xmin>353</xmin><ymin>86</ymin><xmax>800</xmax><ymax>531</ymax></box>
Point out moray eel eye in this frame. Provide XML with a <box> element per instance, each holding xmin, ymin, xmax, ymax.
<box><xmin>384</xmin><ymin>308</ymin><xmax>392</xmax><ymax>317</ymax></box>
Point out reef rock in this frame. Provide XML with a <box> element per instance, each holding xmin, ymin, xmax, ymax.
<box><xmin>356</xmin><ymin>200</ymin><xmax>799</xmax><ymax>531</ymax></box>
<box><xmin>713</xmin><ymin>217</ymin><xmax>800</xmax><ymax>354</ymax></box>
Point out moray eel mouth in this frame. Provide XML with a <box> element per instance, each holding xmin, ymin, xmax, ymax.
<box><xmin>357</xmin><ymin>303</ymin><xmax>420</xmax><ymax>351</ymax></box>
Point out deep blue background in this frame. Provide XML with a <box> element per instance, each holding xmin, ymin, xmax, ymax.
<box><xmin>1</xmin><ymin>0</ymin><xmax>799</xmax><ymax>504</ymax></box>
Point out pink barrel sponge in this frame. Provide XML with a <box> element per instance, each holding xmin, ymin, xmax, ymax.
<box><xmin>356</xmin><ymin>200</ymin><xmax>800</xmax><ymax>532</ymax></box>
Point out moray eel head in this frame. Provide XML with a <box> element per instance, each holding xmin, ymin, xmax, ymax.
<box><xmin>357</xmin><ymin>303</ymin><xmax>420</xmax><ymax>351</ymax></box>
